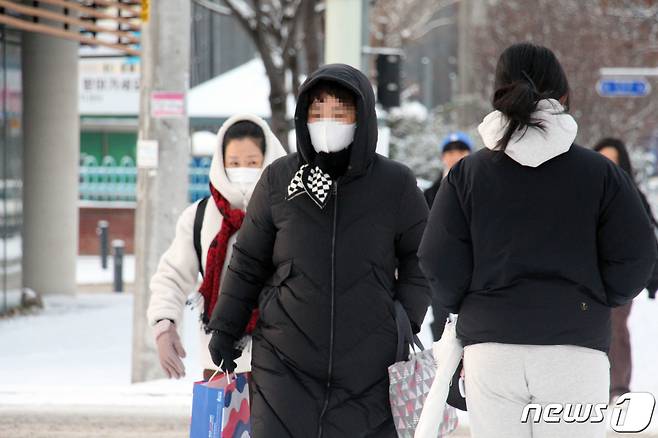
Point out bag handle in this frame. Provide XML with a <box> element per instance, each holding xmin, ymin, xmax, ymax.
<box><xmin>394</xmin><ymin>300</ymin><xmax>424</xmax><ymax>362</ymax></box>
<box><xmin>208</xmin><ymin>362</ymin><xmax>233</xmax><ymax>385</ymax></box>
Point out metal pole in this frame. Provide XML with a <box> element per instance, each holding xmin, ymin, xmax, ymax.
<box><xmin>360</xmin><ymin>0</ymin><xmax>370</xmax><ymax>77</ymax></box>
<box><xmin>112</xmin><ymin>239</ymin><xmax>125</xmax><ymax>293</ymax></box>
<box><xmin>456</xmin><ymin>0</ymin><xmax>472</xmax><ymax>129</ymax></box>
<box><xmin>132</xmin><ymin>0</ymin><xmax>191</xmax><ymax>383</ymax></box>
<box><xmin>97</xmin><ymin>220</ymin><xmax>109</xmax><ymax>269</ymax></box>
<box><xmin>325</xmin><ymin>0</ymin><xmax>362</xmax><ymax>68</ymax></box>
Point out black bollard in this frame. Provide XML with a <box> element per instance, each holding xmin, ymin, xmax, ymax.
<box><xmin>97</xmin><ymin>220</ymin><xmax>109</xmax><ymax>269</ymax></box>
<box><xmin>112</xmin><ymin>239</ymin><xmax>125</xmax><ymax>293</ymax></box>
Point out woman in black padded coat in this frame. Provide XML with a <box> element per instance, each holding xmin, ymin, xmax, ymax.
<box><xmin>207</xmin><ymin>63</ymin><xmax>431</xmax><ymax>438</ymax></box>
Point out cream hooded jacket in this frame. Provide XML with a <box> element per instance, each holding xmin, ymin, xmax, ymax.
<box><xmin>147</xmin><ymin>114</ymin><xmax>286</xmax><ymax>371</ymax></box>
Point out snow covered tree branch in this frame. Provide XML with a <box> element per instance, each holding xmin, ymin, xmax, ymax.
<box><xmin>371</xmin><ymin>0</ymin><xmax>459</xmax><ymax>48</ymax></box>
<box><xmin>207</xmin><ymin>0</ymin><xmax>307</xmax><ymax>150</ymax></box>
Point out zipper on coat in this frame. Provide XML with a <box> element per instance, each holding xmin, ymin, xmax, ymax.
<box><xmin>318</xmin><ymin>181</ymin><xmax>338</xmax><ymax>438</ymax></box>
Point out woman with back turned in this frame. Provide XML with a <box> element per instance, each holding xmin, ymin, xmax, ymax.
<box><xmin>418</xmin><ymin>43</ymin><xmax>657</xmax><ymax>438</ymax></box>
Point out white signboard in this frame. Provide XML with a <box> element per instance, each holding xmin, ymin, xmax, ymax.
<box><xmin>137</xmin><ymin>140</ymin><xmax>159</xmax><ymax>168</ymax></box>
<box><xmin>79</xmin><ymin>57</ymin><xmax>140</xmax><ymax>116</ymax></box>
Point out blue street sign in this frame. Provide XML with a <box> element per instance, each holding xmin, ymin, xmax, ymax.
<box><xmin>597</xmin><ymin>78</ymin><xmax>651</xmax><ymax>97</ymax></box>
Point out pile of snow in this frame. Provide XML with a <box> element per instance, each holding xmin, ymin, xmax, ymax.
<box><xmin>191</xmin><ymin>131</ymin><xmax>217</xmax><ymax>157</ymax></box>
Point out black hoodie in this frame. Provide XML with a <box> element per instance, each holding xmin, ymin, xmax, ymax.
<box><xmin>209</xmin><ymin>64</ymin><xmax>430</xmax><ymax>438</ymax></box>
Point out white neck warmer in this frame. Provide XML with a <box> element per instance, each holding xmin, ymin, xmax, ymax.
<box><xmin>477</xmin><ymin>99</ymin><xmax>578</xmax><ymax>167</ymax></box>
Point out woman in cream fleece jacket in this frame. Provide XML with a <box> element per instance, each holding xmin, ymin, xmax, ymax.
<box><xmin>147</xmin><ymin>114</ymin><xmax>286</xmax><ymax>380</ymax></box>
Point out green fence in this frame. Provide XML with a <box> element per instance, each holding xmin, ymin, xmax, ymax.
<box><xmin>79</xmin><ymin>154</ymin><xmax>211</xmax><ymax>203</ymax></box>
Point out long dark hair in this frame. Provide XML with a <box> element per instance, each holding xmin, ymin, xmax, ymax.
<box><xmin>593</xmin><ymin>137</ymin><xmax>634</xmax><ymax>176</ymax></box>
<box><xmin>222</xmin><ymin>120</ymin><xmax>266</xmax><ymax>155</ymax></box>
<box><xmin>593</xmin><ymin>137</ymin><xmax>658</xmax><ymax>227</ymax></box>
<box><xmin>492</xmin><ymin>43</ymin><xmax>570</xmax><ymax>151</ymax></box>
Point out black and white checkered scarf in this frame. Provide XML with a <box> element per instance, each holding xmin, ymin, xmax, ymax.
<box><xmin>286</xmin><ymin>164</ymin><xmax>334</xmax><ymax>209</ymax></box>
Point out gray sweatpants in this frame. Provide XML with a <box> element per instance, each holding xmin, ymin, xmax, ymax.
<box><xmin>464</xmin><ymin>343</ymin><xmax>610</xmax><ymax>438</ymax></box>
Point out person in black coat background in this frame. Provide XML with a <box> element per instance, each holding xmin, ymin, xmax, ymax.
<box><xmin>423</xmin><ymin>132</ymin><xmax>474</xmax><ymax>207</ymax></box>
<box><xmin>593</xmin><ymin>137</ymin><xmax>658</xmax><ymax>401</ymax></box>
<box><xmin>207</xmin><ymin>64</ymin><xmax>431</xmax><ymax>438</ymax></box>
<box><xmin>423</xmin><ymin>131</ymin><xmax>473</xmax><ymax>341</ymax></box>
<box><xmin>418</xmin><ymin>43</ymin><xmax>657</xmax><ymax>438</ymax></box>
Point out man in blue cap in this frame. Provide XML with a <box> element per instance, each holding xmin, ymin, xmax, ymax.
<box><xmin>424</xmin><ymin>131</ymin><xmax>473</xmax><ymax>207</ymax></box>
<box><xmin>424</xmin><ymin>131</ymin><xmax>473</xmax><ymax>341</ymax></box>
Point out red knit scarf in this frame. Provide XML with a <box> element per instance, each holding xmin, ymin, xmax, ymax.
<box><xmin>199</xmin><ymin>184</ymin><xmax>259</xmax><ymax>334</ymax></box>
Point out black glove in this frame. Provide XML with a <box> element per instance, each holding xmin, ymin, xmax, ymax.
<box><xmin>647</xmin><ymin>281</ymin><xmax>657</xmax><ymax>300</ymax></box>
<box><xmin>208</xmin><ymin>331</ymin><xmax>242</xmax><ymax>373</ymax></box>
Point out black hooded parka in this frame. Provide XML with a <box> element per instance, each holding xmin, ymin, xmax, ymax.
<box><xmin>208</xmin><ymin>64</ymin><xmax>431</xmax><ymax>438</ymax></box>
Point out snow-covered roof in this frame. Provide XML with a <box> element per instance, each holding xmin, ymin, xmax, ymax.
<box><xmin>188</xmin><ymin>58</ymin><xmax>295</xmax><ymax>119</ymax></box>
<box><xmin>191</xmin><ymin>131</ymin><xmax>217</xmax><ymax>156</ymax></box>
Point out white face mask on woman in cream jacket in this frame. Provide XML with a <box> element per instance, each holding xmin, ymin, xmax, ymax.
<box><xmin>146</xmin><ymin>114</ymin><xmax>287</xmax><ymax>378</ymax></box>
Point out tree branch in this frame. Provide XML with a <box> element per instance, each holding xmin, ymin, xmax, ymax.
<box><xmin>410</xmin><ymin>17</ymin><xmax>456</xmax><ymax>41</ymax></box>
<box><xmin>281</xmin><ymin>0</ymin><xmax>304</xmax><ymax>62</ymax></box>
<box><xmin>372</xmin><ymin>0</ymin><xmax>461</xmax><ymax>48</ymax></box>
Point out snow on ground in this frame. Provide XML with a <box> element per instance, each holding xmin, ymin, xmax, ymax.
<box><xmin>76</xmin><ymin>255</ymin><xmax>136</xmax><ymax>285</ymax></box>
<box><xmin>0</xmin><ymin>292</ymin><xmax>203</xmax><ymax>409</ymax></box>
<box><xmin>626</xmin><ymin>295</ymin><xmax>658</xmax><ymax>397</ymax></box>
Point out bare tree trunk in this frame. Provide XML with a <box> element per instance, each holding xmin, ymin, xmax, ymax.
<box><xmin>268</xmin><ymin>82</ymin><xmax>290</xmax><ymax>152</ymax></box>
<box><xmin>262</xmin><ymin>58</ymin><xmax>290</xmax><ymax>151</ymax></box>
<box><xmin>303</xmin><ymin>0</ymin><xmax>321</xmax><ymax>73</ymax></box>
<box><xmin>290</xmin><ymin>50</ymin><xmax>301</xmax><ymax>98</ymax></box>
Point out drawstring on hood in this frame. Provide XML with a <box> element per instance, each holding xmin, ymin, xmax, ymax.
<box><xmin>209</xmin><ymin>113</ymin><xmax>287</xmax><ymax>209</ymax></box>
<box><xmin>478</xmin><ymin>99</ymin><xmax>578</xmax><ymax>167</ymax></box>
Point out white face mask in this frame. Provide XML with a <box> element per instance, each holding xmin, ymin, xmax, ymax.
<box><xmin>307</xmin><ymin>120</ymin><xmax>356</xmax><ymax>154</ymax></box>
<box><xmin>225</xmin><ymin>167</ymin><xmax>261</xmax><ymax>184</ymax></box>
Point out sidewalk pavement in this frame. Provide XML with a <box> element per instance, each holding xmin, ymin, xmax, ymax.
<box><xmin>1</xmin><ymin>406</ymin><xmax>654</xmax><ymax>438</ymax></box>
<box><xmin>0</xmin><ymin>405</ymin><xmax>188</xmax><ymax>438</ymax></box>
